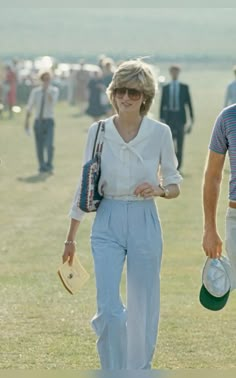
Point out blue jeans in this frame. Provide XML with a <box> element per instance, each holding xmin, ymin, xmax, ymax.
<box><xmin>34</xmin><ymin>118</ymin><xmax>54</xmax><ymax>172</ymax></box>
<box><xmin>90</xmin><ymin>199</ymin><xmax>163</xmax><ymax>370</ymax></box>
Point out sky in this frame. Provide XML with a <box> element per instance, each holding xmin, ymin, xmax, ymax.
<box><xmin>1</xmin><ymin>8</ymin><xmax>236</xmax><ymax>60</ymax></box>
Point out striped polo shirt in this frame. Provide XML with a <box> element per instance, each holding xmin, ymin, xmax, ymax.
<box><xmin>209</xmin><ymin>104</ymin><xmax>236</xmax><ymax>201</ymax></box>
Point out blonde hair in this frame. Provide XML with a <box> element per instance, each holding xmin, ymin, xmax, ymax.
<box><xmin>107</xmin><ymin>59</ymin><xmax>156</xmax><ymax>116</ymax></box>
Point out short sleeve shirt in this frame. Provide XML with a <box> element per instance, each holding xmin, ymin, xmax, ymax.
<box><xmin>209</xmin><ymin>104</ymin><xmax>236</xmax><ymax>201</ymax></box>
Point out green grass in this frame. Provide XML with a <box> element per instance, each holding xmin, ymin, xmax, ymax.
<box><xmin>0</xmin><ymin>67</ymin><xmax>236</xmax><ymax>369</ymax></box>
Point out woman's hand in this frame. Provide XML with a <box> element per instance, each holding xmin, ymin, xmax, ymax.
<box><xmin>63</xmin><ymin>219</ymin><xmax>80</xmax><ymax>265</ymax></box>
<box><xmin>62</xmin><ymin>242</ymin><xmax>76</xmax><ymax>266</ymax></box>
<box><xmin>134</xmin><ymin>183</ymin><xmax>164</xmax><ymax>198</ymax></box>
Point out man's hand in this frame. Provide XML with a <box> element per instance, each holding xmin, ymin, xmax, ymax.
<box><xmin>24</xmin><ymin>118</ymin><xmax>31</xmax><ymax>135</ymax></box>
<box><xmin>202</xmin><ymin>229</ymin><xmax>223</xmax><ymax>259</ymax></box>
<box><xmin>185</xmin><ymin>121</ymin><xmax>193</xmax><ymax>134</ymax></box>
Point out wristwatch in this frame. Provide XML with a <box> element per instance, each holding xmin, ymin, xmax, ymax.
<box><xmin>159</xmin><ymin>184</ymin><xmax>170</xmax><ymax>198</ymax></box>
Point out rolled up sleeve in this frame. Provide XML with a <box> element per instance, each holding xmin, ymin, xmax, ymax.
<box><xmin>68</xmin><ymin>122</ymin><xmax>98</xmax><ymax>221</ymax></box>
<box><xmin>159</xmin><ymin>127</ymin><xmax>183</xmax><ymax>186</ymax></box>
<box><xmin>209</xmin><ymin>113</ymin><xmax>228</xmax><ymax>155</ymax></box>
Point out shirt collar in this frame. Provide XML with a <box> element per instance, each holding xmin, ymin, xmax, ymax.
<box><xmin>105</xmin><ymin>116</ymin><xmax>149</xmax><ymax>146</ymax></box>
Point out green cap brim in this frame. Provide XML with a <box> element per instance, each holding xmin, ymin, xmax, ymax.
<box><xmin>199</xmin><ymin>284</ymin><xmax>230</xmax><ymax>311</ymax></box>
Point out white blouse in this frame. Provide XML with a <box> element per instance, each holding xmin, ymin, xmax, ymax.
<box><xmin>69</xmin><ymin>115</ymin><xmax>182</xmax><ymax>221</ymax></box>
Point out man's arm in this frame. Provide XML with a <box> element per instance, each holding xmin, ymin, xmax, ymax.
<box><xmin>185</xmin><ymin>85</ymin><xmax>194</xmax><ymax>121</ymax></box>
<box><xmin>159</xmin><ymin>86</ymin><xmax>166</xmax><ymax>122</ymax></box>
<box><xmin>183</xmin><ymin>85</ymin><xmax>194</xmax><ymax>134</ymax></box>
<box><xmin>185</xmin><ymin>85</ymin><xmax>194</xmax><ymax>132</ymax></box>
<box><xmin>202</xmin><ymin>150</ymin><xmax>226</xmax><ymax>258</ymax></box>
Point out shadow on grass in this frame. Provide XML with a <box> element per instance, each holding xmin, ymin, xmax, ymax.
<box><xmin>72</xmin><ymin>112</ymin><xmax>85</xmax><ymax>118</ymax></box>
<box><xmin>17</xmin><ymin>173</ymin><xmax>52</xmax><ymax>183</ymax></box>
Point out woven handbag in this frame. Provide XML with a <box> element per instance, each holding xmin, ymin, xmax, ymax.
<box><xmin>78</xmin><ymin>120</ymin><xmax>105</xmax><ymax>212</ymax></box>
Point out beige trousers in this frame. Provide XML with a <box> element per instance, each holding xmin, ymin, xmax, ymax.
<box><xmin>226</xmin><ymin>207</ymin><xmax>236</xmax><ymax>289</ymax></box>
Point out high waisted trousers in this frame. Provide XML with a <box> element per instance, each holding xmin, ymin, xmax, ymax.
<box><xmin>90</xmin><ymin>198</ymin><xmax>163</xmax><ymax>370</ymax></box>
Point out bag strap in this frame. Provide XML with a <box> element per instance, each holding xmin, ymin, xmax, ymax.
<box><xmin>92</xmin><ymin>120</ymin><xmax>105</xmax><ymax>158</ymax></box>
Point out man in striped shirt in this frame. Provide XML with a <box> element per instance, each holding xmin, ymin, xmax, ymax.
<box><xmin>202</xmin><ymin>105</ymin><xmax>236</xmax><ymax>274</ymax></box>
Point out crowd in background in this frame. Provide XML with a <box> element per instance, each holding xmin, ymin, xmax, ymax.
<box><xmin>0</xmin><ymin>54</ymin><xmax>195</xmax><ymax>174</ymax></box>
<box><xmin>0</xmin><ymin>54</ymin><xmax>125</xmax><ymax>121</ymax></box>
<box><xmin>3</xmin><ymin>54</ymin><xmax>236</xmax><ymax>175</ymax></box>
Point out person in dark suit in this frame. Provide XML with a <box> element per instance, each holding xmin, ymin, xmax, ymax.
<box><xmin>159</xmin><ymin>65</ymin><xmax>194</xmax><ymax>170</ymax></box>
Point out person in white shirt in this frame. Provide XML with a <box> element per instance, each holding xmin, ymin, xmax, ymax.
<box><xmin>224</xmin><ymin>65</ymin><xmax>236</xmax><ymax>107</ymax></box>
<box><xmin>25</xmin><ymin>70</ymin><xmax>59</xmax><ymax>174</ymax></box>
<box><xmin>62</xmin><ymin>60</ymin><xmax>182</xmax><ymax>370</ymax></box>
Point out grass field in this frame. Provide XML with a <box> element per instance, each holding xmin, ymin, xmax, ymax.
<box><xmin>1</xmin><ymin>67</ymin><xmax>236</xmax><ymax>370</ymax></box>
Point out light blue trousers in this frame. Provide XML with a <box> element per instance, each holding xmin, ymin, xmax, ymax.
<box><xmin>90</xmin><ymin>198</ymin><xmax>163</xmax><ymax>370</ymax></box>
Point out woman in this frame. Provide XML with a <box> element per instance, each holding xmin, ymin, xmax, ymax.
<box><xmin>5</xmin><ymin>65</ymin><xmax>17</xmax><ymax>119</ymax></box>
<box><xmin>63</xmin><ymin>60</ymin><xmax>182</xmax><ymax>370</ymax></box>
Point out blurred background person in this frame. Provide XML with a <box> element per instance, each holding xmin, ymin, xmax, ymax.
<box><xmin>75</xmin><ymin>59</ymin><xmax>90</xmax><ymax>115</ymax></box>
<box><xmin>86</xmin><ymin>69</ymin><xmax>106</xmax><ymax>121</ymax></box>
<box><xmin>101</xmin><ymin>57</ymin><xmax>115</xmax><ymax>88</ymax></box>
<box><xmin>159</xmin><ymin>64</ymin><xmax>194</xmax><ymax>171</ymax></box>
<box><xmin>67</xmin><ymin>67</ymin><xmax>77</xmax><ymax>106</ymax></box>
<box><xmin>25</xmin><ymin>70</ymin><xmax>59</xmax><ymax>174</ymax></box>
<box><xmin>0</xmin><ymin>86</ymin><xmax>3</xmax><ymax>119</ymax></box>
<box><xmin>12</xmin><ymin>57</ymin><xmax>21</xmax><ymax>82</ymax></box>
<box><xmin>97</xmin><ymin>54</ymin><xmax>107</xmax><ymax>70</ymax></box>
<box><xmin>4</xmin><ymin>63</ymin><xmax>17</xmax><ymax>119</ymax></box>
<box><xmin>0</xmin><ymin>62</ymin><xmax>4</xmax><ymax>119</ymax></box>
<box><xmin>100</xmin><ymin>57</ymin><xmax>116</xmax><ymax>117</ymax></box>
<box><xmin>224</xmin><ymin>65</ymin><xmax>236</xmax><ymax>107</ymax></box>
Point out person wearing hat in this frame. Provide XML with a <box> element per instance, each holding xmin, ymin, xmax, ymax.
<box><xmin>25</xmin><ymin>70</ymin><xmax>59</xmax><ymax>174</ymax></box>
<box><xmin>202</xmin><ymin>104</ymin><xmax>236</xmax><ymax>310</ymax></box>
<box><xmin>159</xmin><ymin>64</ymin><xmax>194</xmax><ymax>171</ymax></box>
<box><xmin>224</xmin><ymin>65</ymin><xmax>236</xmax><ymax>107</ymax></box>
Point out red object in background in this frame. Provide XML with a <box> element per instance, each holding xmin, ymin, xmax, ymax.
<box><xmin>6</xmin><ymin>68</ymin><xmax>17</xmax><ymax>106</ymax></box>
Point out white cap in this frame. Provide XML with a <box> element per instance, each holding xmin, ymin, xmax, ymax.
<box><xmin>202</xmin><ymin>256</ymin><xmax>234</xmax><ymax>297</ymax></box>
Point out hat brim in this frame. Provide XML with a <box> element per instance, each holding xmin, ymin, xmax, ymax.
<box><xmin>199</xmin><ymin>284</ymin><xmax>230</xmax><ymax>311</ymax></box>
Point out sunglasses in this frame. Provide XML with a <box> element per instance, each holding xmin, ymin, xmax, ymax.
<box><xmin>114</xmin><ymin>87</ymin><xmax>142</xmax><ymax>101</ymax></box>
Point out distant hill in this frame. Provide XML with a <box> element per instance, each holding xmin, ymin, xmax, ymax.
<box><xmin>1</xmin><ymin>8</ymin><xmax>236</xmax><ymax>62</ymax></box>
